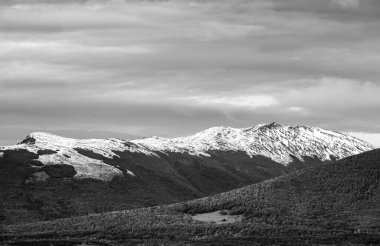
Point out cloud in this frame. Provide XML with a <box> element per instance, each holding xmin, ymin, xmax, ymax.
<box><xmin>349</xmin><ymin>132</ymin><xmax>380</xmax><ymax>147</ymax></box>
<box><xmin>280</xmin><ymin>77</ymin><xmax>380</xmax><ymax>108</ymax></box>
<box><xmin>184</xmin><ymin>94</ymin><xmax>278</xmax><ymax>109</ymax></box>
<box><xmin>272</xmin><ymin>77</ymin><xmax>380</xmax><ymax>132</ymax></box>
<box><xmin>0</xmin><ymin>0</ymin><xmax>379</xmax><ymax>144</ymax></box>
<box><xmin>287</xmin><ymin>107</ymin><xmax>303</xmax><ymax>112</ymax></box>
<box><xmin>0</xmin><ymin>3</ymin><xmax>149</xmax><ymax>33</ymax></box>
<box><xmin>272</xmin><ymin>0</ymin><xmax>380</xmax><ymax>21</ymax></box>
<box><xmin>331</xmin><ymin>0</ymin><xmax>361</xmax><ymax>9</ymax></box>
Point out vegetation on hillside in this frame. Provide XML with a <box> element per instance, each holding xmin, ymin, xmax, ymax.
<box><xmin>0</xmin><ymin>147</ymin><xmax>318</xmax><ymax>225</ymax></box>
<box><xmin>1</xmin><ymin>149</ymin><xmax>379</xmax><ymax>245</ymax></box>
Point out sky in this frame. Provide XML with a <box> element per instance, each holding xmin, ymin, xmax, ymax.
<box><xmin>0</xmin><ymin>0</ymin><xmax>380</xmax><ymax>146</ymax></box>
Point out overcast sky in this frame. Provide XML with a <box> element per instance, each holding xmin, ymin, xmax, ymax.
<box><xmin>0</xmin><ymin>0</ymin><xmax>380</xmax><ymax>146</ymax></box>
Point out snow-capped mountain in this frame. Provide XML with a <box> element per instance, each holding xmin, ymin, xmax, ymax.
<box><xmin>0</xmin><ymin>123</ymin><xmax>375</xmax><ymax>181</ymax></box>
<box><xmin>133</xmin><ymin>122</ymin><xmax>374</xmax><ymax>164</ymax></box>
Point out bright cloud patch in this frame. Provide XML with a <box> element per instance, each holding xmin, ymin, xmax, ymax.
<box><xmin>331</xmin><ymin>0</ymin><xmax>361</xmax><ymax>9</ymax></box>
<box><xmin>186</xmin><ymin>95</ymin><xmax>278</xmax><ymax>109</ymax></box>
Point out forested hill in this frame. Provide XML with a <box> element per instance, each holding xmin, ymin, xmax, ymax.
<box><xmin>176</xmin><ymin>148</ymin><xmax>380</xmax><ymax>223</ymax></box>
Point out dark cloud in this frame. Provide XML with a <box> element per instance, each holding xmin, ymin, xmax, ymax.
<box><xmin>0</xmin><ymin>6</ymin><xmax>147</xmax><ymax>33</ymax></box>
<box><xmin>0</xmin><ymin>79</ymin><xmax>69</xmax><ymax>89</ymax></box>
<box><xmin>0</xmin><ymin>0</ymin><xmax>101</xmax><ymax>5</ymax></box>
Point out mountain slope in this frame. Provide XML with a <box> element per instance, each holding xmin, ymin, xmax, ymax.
<box><xmin>3</xmin><ymin>149</ymin><xmax>379</xmax><ymax>245</ymax></box>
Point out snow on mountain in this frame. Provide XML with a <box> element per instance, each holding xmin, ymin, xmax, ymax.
<box><xmin>0</xmin><ymin>132</ymin><xmax>148</xmax><ymax>181</ymax></box>
<box><xmin>132</xmin><ymin>122</ymin><xmax>375</xmax><ymax>164</ymax></box>
<box><xmin>0</xmin><ymin>123</ymin><xmax>375</xmax><ymax>181</ymax></box>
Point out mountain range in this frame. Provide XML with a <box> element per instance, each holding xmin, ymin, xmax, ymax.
<box><xmin>0</xmin><ymin>122</ymin><xmax>373</xmax><ymax>181</ymax></box>
<box><xmin>0</xmin><ymin>123</ymin><xmax>375</xmax><ymax>225</ymax></box>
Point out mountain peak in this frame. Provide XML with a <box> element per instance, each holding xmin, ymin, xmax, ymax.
<box><xmin>29</xmin><ymin>132</ymin><xmax>61</xmax><ymax>139</ymax></box>
<box><xmin>264</xmin><ymin>122</ymin><xmax>282</xmax><ymax>127</ymax></box>
<box><xmin>20</xmin><ymin>132</ymin><xmax>53</xmax><ymax>144</ymax></box>
<box><xmin>256</xmin><ymin>122</ymin><xmax>283</xmax><ymax>130</ymax></box>
<box><xmin>20</xmin><ymin>132</ymin><xmax>75</xmax><ymax>145</ymax></box>
<box><xmin>242</xmin><ymin>122</ymin><xmax>283</xmax><ymax>132</ymax></box>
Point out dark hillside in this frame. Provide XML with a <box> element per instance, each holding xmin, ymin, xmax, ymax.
<box><xmin>2</xmin><ymin>149</ymin><xmax>379</xmax><ymax>245</ymax></box>
<box><xmin>175</xmin><ymin>149</ymin><xmax>380</xmax><ymax>229</ymax></box>
<box><xmin>0</xmin><ymin>148</ymin><xmax>291</xmax><ymax>225</ymax></box>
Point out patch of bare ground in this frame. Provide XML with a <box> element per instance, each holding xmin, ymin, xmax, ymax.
<box><xmin>191</xmin><ymin>210</ymin><xmax>242</xmax><ymax>224</ymax></box>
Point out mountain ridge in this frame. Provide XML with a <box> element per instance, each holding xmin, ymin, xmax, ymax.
<box><xmin>0</xmin><ymin>122</ymin><xmax>373</xmax><ymax>181</ymax></box>
<box><xmin>133</xmin><ymin>122</ymin><xmax>374</xmax><ymax>164</ymax></box>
